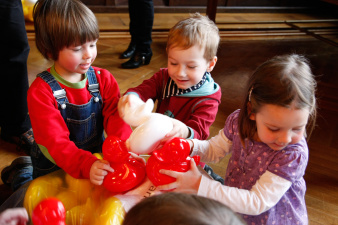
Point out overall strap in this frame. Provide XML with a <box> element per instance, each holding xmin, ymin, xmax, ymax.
<box><xmin>86</xmin><ymin>67</ymin><xmax>102</xmax><ymax>103</ymax></box>
<box><xmin>37</xmin><ymin>71</ymin><xmax>68</xmax><ymax>109</ymax></box>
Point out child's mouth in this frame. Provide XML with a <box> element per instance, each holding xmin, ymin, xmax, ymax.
<box><xmin>80</xmin><ymin>63</ymin><xmax>91</xmax><ymax>69</ymax></box>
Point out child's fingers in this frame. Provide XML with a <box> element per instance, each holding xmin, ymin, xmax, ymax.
<box><xmin>95</xmin><ymin>169</ymin><xmax>108</xmax><ymax>177</ymax></box>
<box><xmin>165</xmin><ymin>125</ymin><xmax>180</xmax><ymax>138</ymax></box>
<box><xmin>129</xmin><ymin>152</ymin><xmax>146</xmax><ymax>165</ymax></box>
<box><xmin>118</xmin><ymin>96</ymin><xmax>129</xmax><ymax>118</ymax></box>
<box><xmin>157</xmin><ymin>182</ymin><xmax>177</xmax><ymax>191</ymax></box>
<box><xmin>190</xmin><ymin>158</ymin><xmax>197</xmax><ymax>168</ymax></box>
<box><xmin>164</xmin><ymin>129</ymin><xmax>175</xmax><ymax>138</ymax></box>
<box><xmin>189</xmin><ymin>158</ymin><xmax>202</xmax><ymax>176</ymax></box>
<box><xmin>159</xmin><ymin>169</ymin><xmax>179</xmax><ymax>178</ymax></box>
<box><xmin>117</xmin><ymin>99</ymin><xmax>125</xmax><ymax>117</ymax></box>
<box><xmin>91</xmin><ymin>170</ymin><xmax>107</xmax><ymax>185</ymax></box>
<box><xmin>91</xmin><ymin>177</ymin><xmax>103</xmax><ymax>186</ymax></box>
<box><xmin>100</xmin><ymin>160</ymin><xmax>114</xmax><ymax>172</ymax></box>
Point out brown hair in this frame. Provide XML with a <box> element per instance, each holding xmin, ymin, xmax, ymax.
<box><xmin>238</xmin><ymin>54</ymin><xmax>317</xmax><ymax>145</ymax></box>
<box><xmin>122</xmin><ymin>192</ymin><xmax>245</xmax><ymax>225</ymax></box>
<box><xmin>33</xmin><ymin>0</ymin><xmax>99</xmax><ymax>61</ymax></box>
<box><xmin>166</xmin><ymin>13</ymin><xmax>220</xmax><ymax>61</ymax></box>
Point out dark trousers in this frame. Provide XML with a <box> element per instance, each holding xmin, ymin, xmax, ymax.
<box><xmin>128</xmin><ymin>0</ymin><xmax>154</xmax><ymax>52</ymax></box>
<box><xmin>0</xmin><ymin>0</ymin><xmax>31</xmax><ymax>136</ymax></box>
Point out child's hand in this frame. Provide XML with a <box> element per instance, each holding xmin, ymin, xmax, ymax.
<box><xmin>0</xmin><ymin>208</ymin><xmax>28</xmax><ymax>225</ymax></box>
<box><xmin>89</xmin><ymin>160</ymin><xmax>114</xmax><ymax>185</ymax></box>
<box><xmin>117</xmin><ymin>95</ymin><xmax>130</xmax><ymax>118</ymax></box>
<box><xmin>157</xmin><ymin>158</ymin><xmax>202</xmax><ymax>193</ymax></box>
<box><xmin>129</xmin><ymin>152</ymin><xmax>146</xmax><ymax>165</ymax></box>
<box><xmin>163</xmin><ymin>118</ymin><xmax>190</xmax><ymax>141</ymax></box>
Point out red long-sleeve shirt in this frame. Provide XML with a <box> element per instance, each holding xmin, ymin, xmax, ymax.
<box><xmin>125</xmin><ymin>68</ymin><xmax>221</xmax><ymax>140</ymax></box>
<box><xmin>27</xmin><ymin>66</ymin><xmax>132</xmax><ymax>179</ymax></box>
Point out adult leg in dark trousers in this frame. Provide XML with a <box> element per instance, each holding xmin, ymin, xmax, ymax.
<box><xmin>0</xmin><ymin>0</ymin><xmax>34</xmax><ymax>190</ymax></box>
<box><xmin>121</xmin><ymin>0</ymin><xmax>154</xmax><ymax>69</ymax></box>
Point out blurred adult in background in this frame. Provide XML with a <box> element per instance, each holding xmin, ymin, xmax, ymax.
<box><xmin>120</xmin><ymin>0</ymin><xmax>154</xmax><ymax>69</ymax></box>
<box><xmin>0</xmin><ymin>0</ymin><xmax>34</xmax><ymax>153</ymax></box>
<box><xmin>0</xmin><ymin>0</ymin><xmax>34</xmax><ymax>191</ymax></box>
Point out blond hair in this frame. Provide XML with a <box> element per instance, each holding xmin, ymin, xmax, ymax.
<box><xmin>166</xmin><ymin>13</ymin><xmax>220</xmax><ymax>61</ymax></box>
<box><xmin>33</xmin><ymin>0</ymin><xmax>99</xmax><ymax>61</ymax></box>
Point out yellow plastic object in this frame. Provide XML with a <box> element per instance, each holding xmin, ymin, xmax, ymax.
<box><xmin>93</xmin><ymin>153</ymin><xmax>103</xmax><ymax>160</ymax></box>
<box><xmin>56</xmin><ymin>190</ymin><xmax>79</xmax><ymax>211</ymax></box>
<box><xmin>22</xmin><ymin>0</ymin><xmax>36</xmax><ymax>22</ymax></box>
<box><xmin>23</xmin><ymin>170</ymin><xmax>64</xmax><ymax>218</ymax></box>
<box><xmin>24</xmin><ymin>169</ymin><xmax>125</xmax><ymax>225</ymax></box>
<box><xmin>65</xmin><ymin>173</ymin><xmax>93</xmax><ymax>204</ymax></box>
<box><xmin>66</xmin><ymin>198</ymin><xmax>94</xmax><ymax>225</ymax></box>
<box><xmin>94</xmin><ymin>196</ymin><xmax>125</xmax><ymax>225</ymax></box>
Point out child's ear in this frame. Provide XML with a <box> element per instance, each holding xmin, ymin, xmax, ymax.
<box><xmin>206</xmin><ymin>56</ymin><xmax>217</xmax><ymax>72</ymax></box>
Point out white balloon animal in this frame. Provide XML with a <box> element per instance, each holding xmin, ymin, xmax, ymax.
<box><xmin>121</xmin><ymin>95</ymin><xmax>173</xmax><ymax>155</ymax></box>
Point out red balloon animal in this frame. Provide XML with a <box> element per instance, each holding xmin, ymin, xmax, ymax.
<box><xmin>146</xmin><ymin>137</ymin><xmax>200</xmax><ymax>187</ymax></box>
<box><xmin>102</xmin><ymin>136</ymin><xmax>146</xmax><ymax>193</ymax></box>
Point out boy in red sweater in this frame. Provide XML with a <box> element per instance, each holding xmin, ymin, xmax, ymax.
<box><xmin>118</xmin><ymin>13</ymin><xmax>223</xmax><ymax>183</ymax></box>
<box><xmin>26</xmin><ymin>0</ymin><xmax>132</xmax><ymax>186</ymax></box>
<box><xmin>119</xmin><ymin>13</ymin><xmax>221</xmax><ymax>142</ymax></box>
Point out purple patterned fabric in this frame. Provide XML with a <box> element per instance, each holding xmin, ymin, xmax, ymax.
<box><xmin>223</xmin><ymin>110</ymin><xmax>308</xmax><ymax>225</ymax></box>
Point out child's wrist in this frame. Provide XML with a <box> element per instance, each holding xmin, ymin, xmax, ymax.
<box><xmin>189</xmin><ymin>140</ymin><xmax>194</xmax><ymax>155</ymax></box>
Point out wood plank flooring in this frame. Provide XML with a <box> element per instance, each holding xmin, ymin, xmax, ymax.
<box><xmin>1</xmin><ymin>11</ymin><xmax>338</xmax><ymax>224</ymax></box>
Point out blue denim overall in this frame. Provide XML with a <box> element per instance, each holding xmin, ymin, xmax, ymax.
<box><xmin>31</xmin><ymin>67</ymin><xmax>104</xmax><ymax>179</ymax></box>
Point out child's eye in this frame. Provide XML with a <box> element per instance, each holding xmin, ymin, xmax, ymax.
<box><xmin>188</xmin><ymin>66</ymin><xmax>197</xmax><ymax>69</ymax></box>
<box><xmin>268</xmin><ymin>128</ymin><xmax>279</xmax><ymax>132</ymax></box>
<box><xmin>292</xmin><ymin>128</ymin><xmax>303</xmax><ymax>132</ymax></box>
<box><xmin>170</xmin><ymin>62</ymin><xmax>178</xmax><ymax>66</ymax></box>
<box><xmin>70</xmin><ymin>46</ymin><xmax>81</xmax><ymax>51</ymax></box>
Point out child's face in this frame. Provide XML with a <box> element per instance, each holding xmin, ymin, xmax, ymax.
<box><xmin>167</xmin><ymin>45</ymin><xmax>216</xmax><ymax>89</ymax></box>
<box><xmin>249</xmin><ymin>104</ymin><xmax>309</xmax><ymax>151</ymax></box>
<box><xmin>54</xmin><ymin>39</ymin><xmax>98</xmax><ymax>80</ymax></box>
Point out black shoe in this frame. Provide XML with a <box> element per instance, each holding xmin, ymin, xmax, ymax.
<box><xmin>120</xmin><ymin>43</ymin><xmax>136</xmax><ymax>59</ymax></box>
<box><xmin>121</xmin><ymin>50</ymin><xmax>152</xmax><ymax>69</ymax></box>
<box><xmin>1</xmin><ymin>128</ymin><xmax>35</xmax><ymax>155</ymax></box>
<box><xmin>203</xmin><ymin>164</ymin><xmax>225</xmax><ymax>184</ymax></box>
<box><xmin>1</xmin><ymin>156</ymin><xmax>32</xmax><ymax>186</ymax></box>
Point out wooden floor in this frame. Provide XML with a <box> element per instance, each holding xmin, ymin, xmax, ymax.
<box><xmin>1</xmin><ymin>11</ymin><xmax>338</xmax><ymax>224</ymax></box>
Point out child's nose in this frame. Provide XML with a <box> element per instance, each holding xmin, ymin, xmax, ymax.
<box><xmin>177</xmin><ymin>65</ymin><xmax>186</xmax><ymax>76</ymax></box>
<box><xmin>278</xmin><ymin>131</ymin><xmax>292</xmax><ymax>144</ymax></box>
<box><xmin>83</xmin><ymin>49</ymin><xmax>92</xmax><ymax>59</ymax></box>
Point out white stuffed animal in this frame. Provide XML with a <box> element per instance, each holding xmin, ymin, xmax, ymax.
<box><xmin>121</xmin><ymin>95</ymin><xmax>173</xmax><ymax>155</ymax></box>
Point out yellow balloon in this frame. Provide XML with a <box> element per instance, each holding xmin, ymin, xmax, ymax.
<box><xmin>94</xmin><ymin>196</ymin><xmax>125</xmax><ymax>225</ymax></box>
<box><xmin>66</xmin><ymin>198</ymin><xmax>94</xmax><ymax>225</ymax></box>
<box><xmin>23</xmin><ymin>167</ymin><xmax>126</xmax><ymax>225</ymax></box>
<box><xmin>90</xmin><ymin>185</ymin><xmax>113</xmax><ymax>209</ymax></box>
<box><xmin>65</xmin><ymin>173</ymin><xmax>93</xmax><ymax>204</ymax></box>
<box><xmin>23</xmin><ymin>171</ymin><xmax>64</xmax><ymax>218</ymax></box>
<box><xmin>56</xmin><ymin>190</ymin><xmax>79</xmax><ymax>212</ymax></box>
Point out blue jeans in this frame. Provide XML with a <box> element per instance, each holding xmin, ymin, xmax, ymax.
<box><xmin>11</xmin><ymin>165</ymin><xmax>33</xmax><ymax>191</ymax></box>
